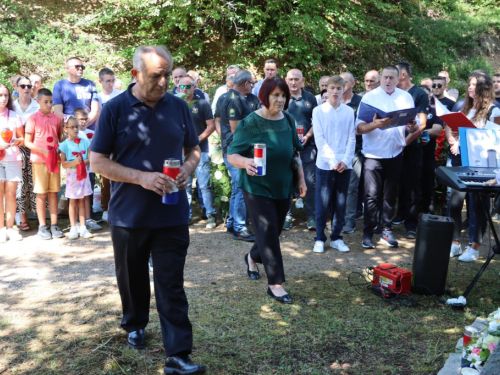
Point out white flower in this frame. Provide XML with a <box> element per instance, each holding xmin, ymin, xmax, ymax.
<box><xmin>221</xmin><ymin>196</ymin><xmax>229</xmax><ymax>202</ymax></box>
<box><xmin>488</xmin><ymin>317</ymin><xmax>500</xmax><ymax>333</ymax></box>
<box><xmin>214</xmin><ymin>171</ymin><xmax>223</xmax><ymax>180</ymax></box>
<box><xmin>482</xmin><ymin>334</ymin><xmax>499</xmax><ymax>348</ymax></box>
<box><xmin>210</xmin><ymin>148</ymin><xmax>224</xmax><ymax>165</ymax></box>
<box><xmin>466</xmin><ymin>353</ymin><xmax>482</xmax><ymax>368</ymax></box>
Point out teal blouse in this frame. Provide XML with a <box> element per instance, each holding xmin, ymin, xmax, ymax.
<box><xmin>227</xmin><ymin>111</ymin><xmax>303</xmax><ymax>199</ymax></box>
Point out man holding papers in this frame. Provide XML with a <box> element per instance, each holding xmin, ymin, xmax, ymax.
<box><xmin>356</xmin><ymin>66</ymin><xmax>419</xmax><ymax>249</ymax></box>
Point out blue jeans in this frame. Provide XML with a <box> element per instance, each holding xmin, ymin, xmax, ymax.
<box><xmin>187</xmin><ymin>152</ymin><xmax>216</xmax><ymax>219</ymax></box>
<box><xmin>224</xmin><ymin>155</ymin><xmax>247</xmax><ymax>233</ymax></box>
<box><xmin>314</xmin><ymin>167</ymin><xmax>351</xmax><ymax>242</ymax></box>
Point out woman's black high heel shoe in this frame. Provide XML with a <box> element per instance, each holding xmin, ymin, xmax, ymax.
<box><xmin>267</xmin><ymin>287</ymin><xmax>293</xmax><ymax>304</ymax></box>
<box><xmin>244</xmin><ymin>253</ymin><xmax>260</xmax><ymax>280</ymax></box>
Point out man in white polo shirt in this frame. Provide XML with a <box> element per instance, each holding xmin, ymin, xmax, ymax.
<box><xmin>356</xmin><ymin>65</ymin><xmax>419</xmax><ymax>249</ymax></box>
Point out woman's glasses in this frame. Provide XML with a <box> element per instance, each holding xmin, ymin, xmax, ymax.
<box><xmin>19</xmin><ymin>84</ymin><xmax>33</xmax><ymax>89</ymax></box>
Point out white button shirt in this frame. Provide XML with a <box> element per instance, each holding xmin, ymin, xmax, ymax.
<box><xmin>355</xmin><ymin>86</ymin><xmax>416</xmax><ymax>159</ymax></box>
<box><xmin>13</xmin><ymin>98</ymin><xmax>40</xmax><ymax>124</ymax></box>
<box><xmin>313</xmin><ymin>102</ymin><xmax>356</xmax><ymax>170</ymax></box>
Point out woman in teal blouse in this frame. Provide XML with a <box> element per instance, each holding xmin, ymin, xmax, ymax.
<box><xmin>228</xmin><ymin>77</ymin><xmax>306</xmax><ymax>303</ymax></box>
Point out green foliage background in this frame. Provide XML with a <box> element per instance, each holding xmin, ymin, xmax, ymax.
<box><xmin>1</xmin><ymin>0</ymin><xmax>499</xmax><ymax>93</ymax></box>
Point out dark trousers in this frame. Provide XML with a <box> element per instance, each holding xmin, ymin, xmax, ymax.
<box><xmin>421</xmin><ymin>154</ymin><xmax>435</xmax><ymax>212</ymax></box>
<box><xmin>449</xmin><ymin>191</ymin><xmax>487</xmax><ymax>243</ymax></box>
<box><xmin>89</xmin><ymin>172</ymin><xmax>95</xmax><ymax>212</ymax></box>
<box><xmin>243</xmin><ymin>191</ymin><xmax>289</xmax><ymax>285</ymax></box>
<box><xmin>314</xmin><ymin>167</ymin><xmax>351</xmax><ymax>242</ymax></box>
<box><xmin>110</xmin><ymin>225</ymin><xmax>193</xmax><ymax>357</ymax></box>
<box><xmin>101</xmin><ymin>176</ymin><xmax>110</xmax><ymax>212</ymax></box>
<box><xmin>363</xmin><ymin>154</ymin><xmax>403</xmax><ymax>236</ymax></box>
<box><xmin>396</xmin><ymin>144</ymin><xmax>423</xmax><ymax>231</ymax></box>
<box><xmin>287</xmin><ymin>146</ymin><xmax>316</xmax><ymax>219</ymax></box>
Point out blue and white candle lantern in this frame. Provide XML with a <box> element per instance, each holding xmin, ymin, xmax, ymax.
<box><xmin>162</xmin><ymin>159</ymin><xmax>180</xmax><ymax>204</ymax></box>
<box><xmin>254</xmin><ymin>143</ymin><xmax>266</xmax><ymax>176</ymax></box>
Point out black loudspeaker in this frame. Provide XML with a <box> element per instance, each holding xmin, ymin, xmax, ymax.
<box><xmin>412</xmin><ymin>214</ymin><xmax>454</xmax><ymax>295</ymax></box>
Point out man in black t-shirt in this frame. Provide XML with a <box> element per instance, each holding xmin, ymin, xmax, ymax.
<box><xmin>339</xmin><ymin>72</ymin><xmax>364</xmax><ymax>233</ymax></box>
<box><xmin>178</xmin><ymin>76</ymin><xmax>217</xmax><ymax>229</ymax></box>
<box><xmin>420</xmin><ymin>76</ymin><xmax>456</xmax><ymax>212</ymax></box>
<box><xmin>285</xmin><ymin>69</ymin><xmax>318</xmax><ymax>230</ymax></box>
<box><xmin>220</xmin><ymin>69</ymin><xmax>259</xmax><ymax>241</ymax></box>
<box><xmin>393</xmin><ymin>62</ymin><xmax>429</xmax><ymax>239</ymax></box>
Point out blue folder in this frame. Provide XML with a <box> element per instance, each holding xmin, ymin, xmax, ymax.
<box><xmin>357</xmin><ymin>102</ymin><xmax>419</xmax><ymax>129</ymax></box>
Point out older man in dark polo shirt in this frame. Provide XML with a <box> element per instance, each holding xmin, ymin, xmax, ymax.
<box><xmin>90</xmin><ymin>46</ymin><xmax>205</xmax><ymax>375</ymax></box>
<box><xmin>285</xmin><ymin>68</ymin><xmax>318</xmax><ymax>230</ymax></box>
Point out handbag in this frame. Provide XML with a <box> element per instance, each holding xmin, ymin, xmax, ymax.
<box><xmin>283</xmin><ymin>112</ymin><xmax>302</xmax><ymax>187</ymax></box>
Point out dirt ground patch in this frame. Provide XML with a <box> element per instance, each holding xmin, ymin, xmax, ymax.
<box><xmin>0</xmin><ymin>210</ymin><xmax>499</xmax><ymax>374</ymax></box>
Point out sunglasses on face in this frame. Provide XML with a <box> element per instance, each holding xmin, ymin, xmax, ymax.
<box><xmin>179</xmin><ymin>85</ymin><xmax>192</xmax><ymax>89</ymax></box>
<box><xmin>72</xmin><ymin>65</ymin><xmax>85</xmax><ymax>70</ymax></box>
<box><xmin>19</xmin><ymin>84</ymin><xmax>33</xmax><ymax>89</ymax></box>
<box><xmin>432</xmin><ymin>83</ymin><xmax>443</xmax><ymax>89</ymax></box>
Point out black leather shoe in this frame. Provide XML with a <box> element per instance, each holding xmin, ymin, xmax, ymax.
<box><xmin>232</xmin><ymin>229</ymin><xmax>256</xmax><ymax>242</ymax></box>
<box><xmin>267</xmin><ymin>287</ymin><xmax>293</xmax><ymax>304</ymax></box>
<box><xmin>164</xmin><ymin>356</ymin><xmax>206</xmax><ymax>374</ymax></box>
<box><xmin>127</xmin><ymin>329</ymin><xmax>145</xmax><ymax>349</ymax></box>
<box><xmin>244</xmin><ymin>253</ymin><xmax>259</xmax><ymax>280</ymax></box>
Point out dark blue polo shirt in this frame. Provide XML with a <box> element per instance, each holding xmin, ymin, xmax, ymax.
<box><xmin>90</xmin><ymin>84</ymin><xmax>199</xmax><ymax>228</ymax></box>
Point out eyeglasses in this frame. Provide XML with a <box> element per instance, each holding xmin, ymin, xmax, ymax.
<box><xmin>71</xmin><ymin>65</ymin><xmax>85</xmax><ymax>70</ymax></box>
<box><xmin>432</xmin><ymin>83</ymin><xmax>443</xmax><ymax>89</ymax></box>
<box><xmin>179</xmin><ymin>85</ymin><xmax>192</xmax><ymax>89</ymax></box>
<box><xmin>247</xmin><ymin>81</ymin><xmax>256</xmax><ymax>87</ymax></box>
<box><xmin>103</xmin><ymin>79</ymin><xmax>115</xmax><ymax>84</ymax></box>
<box><xmin>19</xmin><ymin>84</ymin><xmax>33</xmax><ymax>89</ymax></box>
<box><xmin>65</xmin><ymin>126</ymin><xmax>79</xmax><ymax>130</ymax></box>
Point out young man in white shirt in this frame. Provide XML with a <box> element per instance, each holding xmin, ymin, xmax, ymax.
<box><xmin>312</xmin><ymin>76</ymin><xmax>356</xmax><ymax>254</ymax></box>
<box><xmin>356</xmin><ymin>66</ymin><xmax>419</xmax><ymax>249</ymax></box>
<box><xmin>98</xmin><ymin>68</ymin><xmax>123</xmax><ymax>105</ymax></box>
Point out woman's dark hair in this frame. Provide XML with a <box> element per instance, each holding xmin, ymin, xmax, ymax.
<box><xmin>462</xmin><ymin>72</ymin><xmax>495</xmax><ymax>123</ymax></box>
<box><xmin>0</xmin><ymin>83</ymin><xmax>14</xmax><ymax>111</ymax></box>
<box><xmin>258</xmin><ymin>76</ymin><xmax>290</xmax><ymax>111</ymax></box>
<box><xmin>320</xmin><ymin>89</ymin><xmax>328</xmax><ymax>97</ymax></box>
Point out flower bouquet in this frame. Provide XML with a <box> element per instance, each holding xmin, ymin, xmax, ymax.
<box><xmin>461</xmin><ymin>308</ymin><xmax>500</xmax><ymax>373</ymax></box>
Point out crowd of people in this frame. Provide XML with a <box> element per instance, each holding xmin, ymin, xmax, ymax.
<box><xmin>2</xmin><ymin>45</ymin><xmax>500</xmax><ymax>374</ymax></box>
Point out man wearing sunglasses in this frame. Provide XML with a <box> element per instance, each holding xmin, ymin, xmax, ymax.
<box><xmin>53</xmin><ymin>57</ymin><xmax>100</xmax><ymax>130</ymax></box>
<box><xmin>178</xmin><ymin>76</ymin><xmax>217</xmax><ymax>229</ymax></box>
<box><xmin>419</xmin><ymin>76</ymin><xmax>456</xmax><ymax>214</ymax></box>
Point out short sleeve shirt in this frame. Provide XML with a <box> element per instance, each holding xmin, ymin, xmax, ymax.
<box><xmin>98</xmin><ymin>89</ymin><xmax>123</xmax><ymax>105</ymax></box>
<box><xmin>0</xmin><ymin>109</ymin><xmax>23</xmax><ymax>162</ymax></box>
<box><xmin>90</xmin><ymin>84</ymin><xmax>199</xmax><ymax>228</ymax></box>
<box><xmin>286</xmin><ymin>90</ymin><xmax>318</xmax><ymax>145</ymax></box>
<box><xmin>228</xmin><ymin>111</ymin><xmax>303</xmax><ymax>199</ymax></box>
<box><xmin>189</xmin><ymin>99</ymin><xmax>213</xmax><ymax>153</ymax></box>
<box><xmin>52</xmin><ymin>78</ymin><xmax>99</xmax><ymax>115</ymax></box>
<box><xmin>407</xmin><ymin>85</ymin><xmax>429</xmax><ymax>147</ymax></box>
<box><xmin>220</xmin><ymin>89</ymin><xmax>258</xmax><ymax>155</ymax></box>
<box><xmin>25</xmin><ymin>111</ymin><xmax>63</xmax><ymax>163</ymax></box>
<box><xmin>59</xmin><ymin>137</ymin><xmax>91</xmax><ymax>167</ymax></box>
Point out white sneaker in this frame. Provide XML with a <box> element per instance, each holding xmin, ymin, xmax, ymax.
<box><xmin>102</xmin><ymin>211</ymin><xmax>108</xmax><ymax>222</ymax></box>
<box><xmin>458</xmin><ymin>247</ymin><xmax>479</xmax><ymax>262</ymax></box>
<box><xmin>6</xmin><ymin>228</ymin><xmax>22</xmax><ymax>241</ymax></box>
<box><xmin>450</xmin><ymin>243</ymin><xmax>462</xmax><ymax>258</ymax></box>
<box><xmin>68</xmin><ymin>227</ymin><xmax>79</xmax><ymax>240</ymax></box>
<box><xmin>313</xmin><ymin>241</ymin><xmax>325</xmax><ymax>253</ymax></box>
<box><xmin>79</xmin><ymin>227</ymin><xmax>94</xmax><ymax>239</ymax></box>
<box><xmin>330</xmin><ymin>239</ymin><xmax>350</xmax><ymax>253</ymax></box>
<box><xmin>0</xmin><ymin>227</ymin><xmax>7</xmax><ymax>243</ymax></box>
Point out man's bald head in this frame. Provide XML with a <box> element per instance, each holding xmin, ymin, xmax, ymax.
<box><xmin>286</xmin><ymin>69</ymin><xmax>305</xmax><ymax>95</ymax></box>
<box><xmin>364</xmin><ymin>70</ymin><xmax>380</xmax><ymax>92</ymax></box>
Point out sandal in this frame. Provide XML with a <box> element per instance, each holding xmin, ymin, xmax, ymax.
<box><xmin>19</xmin><ymin>222</ymin><xmax>30</xmax><ymax>231</ymax></box>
